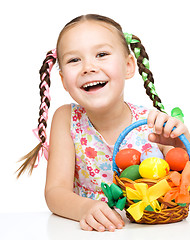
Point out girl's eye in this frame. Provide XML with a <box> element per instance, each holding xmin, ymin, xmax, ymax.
<box><xmin>97</xmin><ymin>52</ymin><xmax>109</xmax><ymax>58</ymax></box>
<box><xmin>67</xmin><ymin>58</ymin><xmax>80</xmax><ymax>63</ymax></box>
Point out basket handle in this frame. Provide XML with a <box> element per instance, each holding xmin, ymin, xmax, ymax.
<box><xmin>112</xmin><ymin>119</ymin><xmax>190</xmax><ymax>175</ymax></box>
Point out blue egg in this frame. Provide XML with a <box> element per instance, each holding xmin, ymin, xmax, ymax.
<box><xmin>140</xmin><ymin>147</ymin><xmax>164</xmax><ymax>162</ymax></box>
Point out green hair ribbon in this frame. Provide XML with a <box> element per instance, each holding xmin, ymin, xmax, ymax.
<box><xmin>124</xmin><ymin>33</ymin><xmax>140</xmax><ymax>44</ymax></box>
<box><xmin>142</xmin><ymin>72</ymin><xmax>148</xmax><ymax>81</ymax></box>
<box><xmin>142</xmin><ymin>58</ymin><xmax>150</xmax><ymax>69</ymax></box>
<box><xmin>134</xmin><ymin>48</ymin><xmax>141</xmax><ymax>58</ymax></box>
<box><xmin>101</xmin><ymin>182</ymin><xmax>126</xmax><ymax>210</ymax></box>
<box><xmin>147</xmin><ymin>82</ymin><xmax>157</xmax><ymax>97</ymax></box>
<box><xmin>171</xmin><ymin>107</ymin><xmax>184</xmax><ymax>123</ymax></box>
<box><xmin>124</xmin><ymin>32</ymin><xmax>165</xmax><ymax>112</ymax></box>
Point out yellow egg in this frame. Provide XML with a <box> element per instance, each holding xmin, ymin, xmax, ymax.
<box><xmin>139</xmin><ymin>157</ymin><xmax>170</xmax><ymax>179</ymax></box>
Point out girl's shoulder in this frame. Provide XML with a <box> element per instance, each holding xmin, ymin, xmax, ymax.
<box><xmin>52</xmin><ymin>104</ymin><xmax>72</xmax><ymax>128</ymax></box>
<box><xmin>54</xmin><ymin>104</ymin><xmax>72</xmax><ymax>117</ymax></box>
<box><xmin>52</xmin><ymin>103</ymin><xmax>85</xmax><ymax>127</ymax></box>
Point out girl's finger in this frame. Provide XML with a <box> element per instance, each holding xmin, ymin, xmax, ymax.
<box><xmin>93</xmin><ymin>209</ymin><xmax>116</xmax><ymax>231</ymax></box>
<box><xmin>147</xmin><ymin>110</ymin><xmax>159</xmax><ymax>128</ymax></box>
<box><xmin>80</xmin><ymin>218</ymin><xmax>93</xmax><ymax>231</ymax></box>
<box><xmin>169</xmin><ymin>123</ymin><xmax>187</xmax><ymax>138</ymax></box>
<box><xmin>162</xmin><ymin>117</ymin><xmax>179</xmax><ymax>137</ymax></box>
<box><xmin>85</xmin><ymin>214</ymin><xmax>106</xmax><ymax>232</ymax></box>
<box><xmin>102</xmin><ymin>208</ymin><xmax>124</xmax><ymax>228</ymax></box>
<box><xmin>153</xmin><ymin>112</ymin><xmax>169</xmax><ymax>134</ymax></box>
<box><xmin>148</xmin><ymin>132</ymin><xmax>176</xmax><ymax>146</ymax></box>
<box><xmin>112</xmin><ymin>209</ymin><xmax>125</xmax><ymax>225</ymax></box>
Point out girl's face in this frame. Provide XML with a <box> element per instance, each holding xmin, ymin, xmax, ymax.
<box><xmin>58</xmin><ymin>21</ymin><xmax>135</xmax><ymax>112</ymax></box>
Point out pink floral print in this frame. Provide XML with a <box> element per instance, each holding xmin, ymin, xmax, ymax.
<box><xmin>70</xmin><ymin>102</ymin><xmax>163</xmax><ymax>201</ymax></box>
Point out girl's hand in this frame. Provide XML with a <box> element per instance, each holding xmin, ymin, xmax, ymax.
<box><xmin>79</xmin><ymin>200</ymin><xmax>125</xmax><ymax>232</ymax></box>
<box><xmin>147</xmin><ymin>110</ymin><xmax>190</xmax><ymax>149</ymax></box>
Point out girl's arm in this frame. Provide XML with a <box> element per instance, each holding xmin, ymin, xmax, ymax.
<box><xmin>147</xmin><ymin>110</ymin><xmax>190</xmax><ymax>156</ymax></box>
<box><xmin>45</xmin><ymin>105</ymin><xmax>124</xmax><ymax>232</ymax></box>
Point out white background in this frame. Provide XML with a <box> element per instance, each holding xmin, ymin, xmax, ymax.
<box><xmin>1</xmin><ymin>0</ymin><xmax>190</xmax><ymax>213</ymax></box>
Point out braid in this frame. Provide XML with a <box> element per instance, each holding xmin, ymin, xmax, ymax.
<box><xmin>38</xmin><ymin>51</ymin><xmax>56</xmax><ymax>143</ymax></box>
<box><xmin>124</xmin><ymin>33</ymin><xmax>165</xmax><ymax>112</ymax></box>
<box><xmin>16</xmin><ymin>50</ymin><xmax>57</xmax><ymax>178</ymax></box>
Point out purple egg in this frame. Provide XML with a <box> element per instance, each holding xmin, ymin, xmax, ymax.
<box><xmin>140</xmin><ymin>147</ymin><xmax>164</xmax><ymax>162</ymax></box>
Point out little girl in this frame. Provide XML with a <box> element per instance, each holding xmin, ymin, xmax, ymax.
<box><xmin>17</xmin><ymin>14</ymin><xmax>190</xmax><ymax>232</ymax></box>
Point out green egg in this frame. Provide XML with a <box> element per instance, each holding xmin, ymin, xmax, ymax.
<box><xmin>119</xmin><ymin>165</ymin><xmax>141</xmax><ymax>181</ymax></box>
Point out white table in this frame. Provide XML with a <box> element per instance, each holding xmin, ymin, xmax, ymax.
<box><xmin>0</xmin><ymin>211</ymin><xmax>190</xmax><ymax>240</ymax></box>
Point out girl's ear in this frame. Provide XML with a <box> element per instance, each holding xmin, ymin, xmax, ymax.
<box><xmin>125</xmin><ymin>54</ymin><xmax>136</xmax><ymax>79</ymax></box>
<box><xmin>59</xmin><ymin>71</ymin><xmax>68</xmax><ymax>91</ymax></box>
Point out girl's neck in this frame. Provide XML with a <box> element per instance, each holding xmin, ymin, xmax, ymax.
<box><xmin>85</xmin><ymin>101</ymin><xmax>132</xmax><ymax>145</ymax></box>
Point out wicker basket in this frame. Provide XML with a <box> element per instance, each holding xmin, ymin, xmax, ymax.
<box><xmin>112</xmin><ymin>119</ymin><xmax>190</xmax><ymax>224</ymax></box>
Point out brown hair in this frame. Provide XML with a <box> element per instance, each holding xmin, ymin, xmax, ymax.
<box><xmin>16</xmin><ymin>50</ymin><xmax>56</xmax><ymax>177</ymax></box>
<box><xmin>56</xmin><ymin>14</ymin><xmax>130</xmax><ymax>65</ymax></box>
<box><xmin>16</xmin><ymin>14</ymin><xmax>164</xmax><ymax>177</ymax></box>
<box><xmin>129</xmin><ymin>35</ymin><xmax>164</xmax><ymax>111</ymax></box>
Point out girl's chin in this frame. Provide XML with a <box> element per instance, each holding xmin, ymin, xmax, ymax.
<box><xmin>81</xmin><ymin>98</ymin><xmax>116</xmax><ymax>113</ymax></box>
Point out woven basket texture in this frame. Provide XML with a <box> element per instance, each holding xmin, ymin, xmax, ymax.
<box><xmin>114</xmin><ymin>172</ymin><xmax>189</xmax><ymax>224</ymax></box>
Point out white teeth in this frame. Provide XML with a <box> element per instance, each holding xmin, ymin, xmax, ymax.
<box><xmin>83</xmin><ymin>81</ymin><xmax>106</xmax><ymax>88</ymax></box>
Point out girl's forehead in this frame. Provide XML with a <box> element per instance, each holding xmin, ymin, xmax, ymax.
<box><xmin>64</xmin><ymin>20</ymin><xmax>117</xmax><ymax>35</ymax></box>
<box><xmin>58</xmin><ymin>20</ymin><xmax>121</xmax><ymax>49</ymax></box>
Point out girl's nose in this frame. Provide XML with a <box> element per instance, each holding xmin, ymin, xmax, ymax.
<box><xmin>82</xmin><ymin>61</ymin><xmax>99</xmax><ymax>75</ymax></box>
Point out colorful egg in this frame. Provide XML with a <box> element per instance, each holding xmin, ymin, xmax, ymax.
<box><xmin>115</xmin><ymin>148</ymin><xmax>141</xmax><ymax>170</ymax></box>
<box><xmin>139</xmin><ymin>157</ymin><xmax>170</xmax><ymax>179</ymax></box>
<box><xmin>140</xmin><ymin>147</ymin><xmax>164</xmax><ymax>162</ymax></box>
<box><xmin>165</xmin><ymin>148</ymin><xmax>189</xmax><ymax>171</ymax></box>
<box><xmin>119</xmin><ymin>165</ymin><xmax>142</xmax><ymax>181</ymax></box>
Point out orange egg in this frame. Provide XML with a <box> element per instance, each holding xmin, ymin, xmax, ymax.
<box><xmin>165</xmin><ymin>148</ymin><xmax>189</xmax><ymax>171</ymax></box>
<box><xmin>115</xmin><ymin>148</ymin><xmax>141</xmax><ymax>170</ymax></box>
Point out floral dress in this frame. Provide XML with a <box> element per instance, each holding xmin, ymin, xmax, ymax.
<box><xmin>70</xmin><ymin>102</ymin><xmax>163</xmax><ymax>202</ymax></box>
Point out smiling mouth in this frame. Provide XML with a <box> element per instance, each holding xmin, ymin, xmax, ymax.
<box><xmin>82</xmin><ymin>81</ymin><xmax>108</xmax><ymax>92</ymax></box>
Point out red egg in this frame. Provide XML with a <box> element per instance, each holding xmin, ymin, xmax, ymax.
<box><xmin>165</xmin><ymin>147</ymin><xmax>189</xmax><ymax>171</ymax></box>
<box><xmin>115</xmin><ymin>148</ymin><xmax>141</xmax><ymax>170</ymax></box>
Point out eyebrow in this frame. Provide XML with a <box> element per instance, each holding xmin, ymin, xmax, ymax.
<box><xmin>61</xmin><ymin>43</ymin><xmax>114</xmax><ymax>60</ymax></box>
